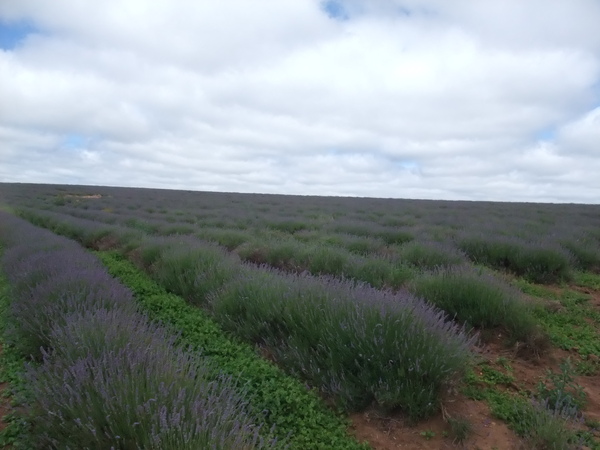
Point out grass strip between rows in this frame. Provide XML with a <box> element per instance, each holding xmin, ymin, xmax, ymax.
<box><xmin>0</xmin><ymin>250</ymin><xmax>30</xmax><ymax>448</ymax></box>
<box><xmin>96</xmin><ymin>250</ymin><xmax>368</xmax><ymax>450</ymax></box>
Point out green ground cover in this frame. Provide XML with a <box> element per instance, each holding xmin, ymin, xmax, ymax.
<box><xmin>0</xmin><ymin>260</ymin><xmax>30</xmax><ymax>448</ymax></box>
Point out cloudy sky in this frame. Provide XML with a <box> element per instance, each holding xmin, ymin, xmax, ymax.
<box><xmin>1</xmin><ymin>0</ymin><xmax>599</xmax><ymax>203</ymax></box>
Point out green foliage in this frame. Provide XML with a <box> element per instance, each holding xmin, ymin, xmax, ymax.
<box><xmin>150</xmin><ymin>242</ymin><xmax>238</xmax><ymax>305</ymax></box>
<box><xmin>267</xmin><ymin>220</ymin><xmax>310</xmax><ymax>234</ymax></box>
<box><xmin>157</xmin><ymin>224</ymin><xmax>195</xmax><ymax>235</ymax></box>
<box><xmin>0</xmin><ymin>256</ymin><xmax>31</xmax><ymax>448</ymax></box>
<box><xmin>237</xmin><ymin>239</ymin><xmax>303</xmax><ymax>270</ymax></box>
<box><xmin>575</xmin><ymin>356</ymin><xmax>600</xmax><ymax>376</ymax></box>
<box><xmin>348</xmin><ymin>257</ymin><xmax>415</xmax><ymax>289</ymax></box>
<box><xmin>420</xmin><ymin>430</ymin><xmax>435</xmax><ymax>440</ymax></box>
<box><xmin>459</xmin><ymin>237</ymin><xmax>572</xmax><ymax>284</ymax></box>
<box><xmin>561</xmin><ymin>240</ymin><xmax>600</xmax><ymax>271</ymax></box>
<box><xmin>53</xmin><ymin>196</ymin><xmax>68</xmax><ymax>206</ymax></box>
<box><xmin>98</xmin><ymin>252</ymin><xmax>368</xmax><ymax>450</ymax></box>
<box><xmin>17</xmin><ymin>209</ymin><xmax>85</xmax><ymax>242</ymax></box>
<box><xmin>487</xmin><ymin>390</ymin><xmax>578</xmax><ymax>448</ymax></box>
<box><xmin>124</xmin><ymin>217</ymin><xmax>159</xmax><ymax>234</ymax></box>
<box><xmin>522</xmin><ymin>282</ymin><xmax>600</xmax><ymax>356</ymax></box>
<box><xmin>198</xmin><ymin>228</ymin><xmax>251</xmax><ymax>250</ymax></box>
<box><xmin>236</xmin><ymin>237</ymin><xmax>415</xmax><ymax>290</ymax></box>
<box><xmin>480</xmin><ymin>364</ymin><xmax>515</xmax><ymax>386</ymax></box>
<box><xmin>446</xmin><ymin>415</ymin><xmax>472</xmax><ymax>443</ymax></box>
<box><xmin>573</xmin><ymin>271</ymin><xmax>600</xmax><ymax>290</ymax></box>
<box><xmin>305</xmin><ymin>245</ymin><xmax>351</xmax><ymax>276</ymax></box>
<box><xmin>342</xmin><ymin>236</ymin><xmax>384</xmax><ymax>256</ymax></box>
<box><xmin>463</xmin><ymin>359</ymin><xmax>589</xmax><ymax>449</ymax></box>
<box><xmin>410</xmin><ymin>267</ymin><xmax>546</xmax><ymax>351</ymax></box>
<box><xmin>536</xmin><ymin>358</ymin><xmax>587</xmax><ymax>413</ymax></box>
<box><xmin>377</xmin><ymin>229</ymin><xmax>413</xmax><ymax>245</ymax></box>
<box><xmin>210</xmin><ymin>267</ymin><xmax>473</xmax><ymax>421</ymax></box>
<box><xmin>398</xmin><ymin>241</ymin><xmax>465</xmax><ymax>270</ymax></box>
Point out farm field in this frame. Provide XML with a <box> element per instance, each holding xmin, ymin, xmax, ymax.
<box><xmin>1</xmin><ymin>182</ymin><xmax>600</xmax><ymax>449</ymax></box>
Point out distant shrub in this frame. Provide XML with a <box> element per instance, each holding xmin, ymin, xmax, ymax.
<box><xmin>237</xmin><ymin>238</ymin><xmax>414</xmax><ymax>289</ymax></box>
<box><xmin>330</xmin><ymin>234</ymin><xmax>385</xmax><ymax>256</ymax></box>
<box><xmin>459</xmin><ymin>236</ymin><xmax>572</xmax><ymax>284</ymax></box>
<box><xmin>561</xmin><ymin>239</ymin><xmax>600</xmax><ymax>271</ymax></box>
<box><xmin>124</xmin><ymin>217</ymin><xmax>159</xmax><ymax>234</ymax></box>
<box><xmin>237</xmin><ymin>239</ymin><xmax>303</xmax><ymax>270</ymax></box>
<box><xmin>264</xmin><ymin>239</ymin><xmax>306</xmax><ymax>270</ymax></box>
<box><xmin>348</xmin><ymin>257</ymin><xmax>415</xmax><ymax>289</ymax></box>
<box><xmin>157</xmin><ymin>224</ymin><xmax>195</xmax><ymax>236</ymax></box>
<box><xmin>398</xmin><ymin>241</ymin><xmax>466</xmax><ymax>270</ymax></box>
<box><xmin>149</xmin><ymin>239</ymin><xmax>239</xmax><ymax>305</ymax></box>
<box><xmin>410</xmin><ymin>266</ymin><xmax>547</xmax><ymax>353</ymax></box>
<box><xmin>377</xmin><ymin>229</ymin><xmax>414</xmax><ymax>245</ymax></box>
<box><xmin>198</xmin><ymin>228</ymin><xmax>251</xmax><ymax>251</ymax></box>
<box><xmin>82</xmin><ymin>227</ymin><xmax>116</xmax><ymax>249</ymax></box>
<box><xmin>330</xmin><ymin>223</ymin><xmax>372</xmax><ymax>238</ymax></box>
<box><xmin>304</xmin><ymin>245</ymin><xmax>353</xmax><ymax>276</ymax></box>
<box><xmin>210</xmin><ymin>267</ymin><xmax>475</xmax><ymax>420</ymax></box>
<box><xmin>267</xmin><ymin>220</ymin><xmax>309</xmax><ymax>234</ymax></box>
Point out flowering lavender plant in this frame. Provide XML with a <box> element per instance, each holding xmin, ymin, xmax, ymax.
<box><xmin>210</xmin><ymin>265</ymin><xmax>476</xmax><ymax>420</ymax></box>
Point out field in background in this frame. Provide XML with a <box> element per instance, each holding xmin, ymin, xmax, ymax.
<box><xmin>1</xmin><ymin>182</ymin><xmax>600</xmax><ymax>449</ymax></box>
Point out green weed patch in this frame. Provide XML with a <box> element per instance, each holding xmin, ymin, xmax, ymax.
<box><xmin>573</xmin><ymin>271</ymin><xmax>600</xmax><ymax>290</ymax></box>
<box><xmin>463</xmin><ymin>362</ymin><xmax>590</xmax><ymax>449</ymax></box>
<box><xmin>459</xmin><ymin>237</ymin><xmax>572</xmax><ymax>284</ymax></box>
<box><xmin>517</xmin><ymin>280</ymin><xmax>600</xmax><ymax>356</ymax></box>
<box><xmin>0</xmin><ymin>255</ymin><xmax>30</xmax><ymax>448</ymax></box>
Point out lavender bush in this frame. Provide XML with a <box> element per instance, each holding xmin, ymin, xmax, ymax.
<box><xmin>0</xmin><ymin>212</ymin><xmax>273</xmax><ymax>449</ymax></box>
<box><xmin>47</xmin><ymin>307</ymin><xmax>174</xmax><ymax>362</ymax></box>
<box><xmin>458</xmin><ymin>235</ymin><xmax>572</xmax><ymax>284</ymax></box>
<box><xmin>4</xmin><ymin>249</ymin><xmax>136</xmax><ymax>360</ymax></box>
<box><xmin>396</xmin><ymin>240</ymin><xmax>468</xmax><ymax>270</ymax></box>
<box><xmin>561</xmin><ymin>238</ymin><xmax>600</xmax><ymax>271</ymax></box>
<box><xmin>149</xmin><ymin>238</ymin><xmax>239</xmax><ymax>305</ymax></box>
<box><xmin>27</xmin><ymin>344</ymin><xmax>262</xmax><ymax>449</ymax></box>
<box><xmin>209</xmin><ymin>265</ymin><xmax>476</xmax><ymax>420</ymax></box>
<box><xmin>410</xmin><ymin>266</ymin><xmax>548</xmax><ymax>353</ymax></box>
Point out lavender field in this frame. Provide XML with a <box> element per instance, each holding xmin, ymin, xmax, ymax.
<box><xmin>1</xmin><ymin>182</ymin><xmax>600</xmax><ymax>449</ymax></box>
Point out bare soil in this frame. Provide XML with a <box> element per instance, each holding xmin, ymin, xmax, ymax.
<box><xmin>350</xmin><ymin>396</ymin><xmax>522</xmax><ymax>449</ymax></box>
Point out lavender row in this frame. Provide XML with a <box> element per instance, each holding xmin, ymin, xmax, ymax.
<box><xmin>10</xmin><ymin>180</ymin><xmax>599</xmax><ymax>281</ymax></box>
<box><xmin>14</xmin><ymin>207</ymin><xmax>543</xmax><ymax>348</ymax></box>
<box><xmin>117</xmin><ymin>234</ymin><xmax>478</xmax><ymax>421</ymax></box>
<box><xmin>0</xmin><ymin>212</ymin><xmax>270</xmax><ymax>449</ymax></box>
<box><xmin>6</xmin><ymin>207</ymin><xmax>478</xmax><ymax>420</ymax></box>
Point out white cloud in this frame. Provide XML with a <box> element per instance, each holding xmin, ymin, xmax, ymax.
<box><xmin>0</xmin><ymin>0</ymin><xmax>599</xmax><ymax>202</ymax></box>
<box><xmin>557</xmin><ymin>107</ymin><xmax>600</xmax><ymax>156</ymax></box>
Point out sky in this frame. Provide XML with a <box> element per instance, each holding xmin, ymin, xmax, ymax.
<box><xmin>1</xmin><ymin>0</ymin><xmax>599</xmax><ymax>204</ymax></box>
